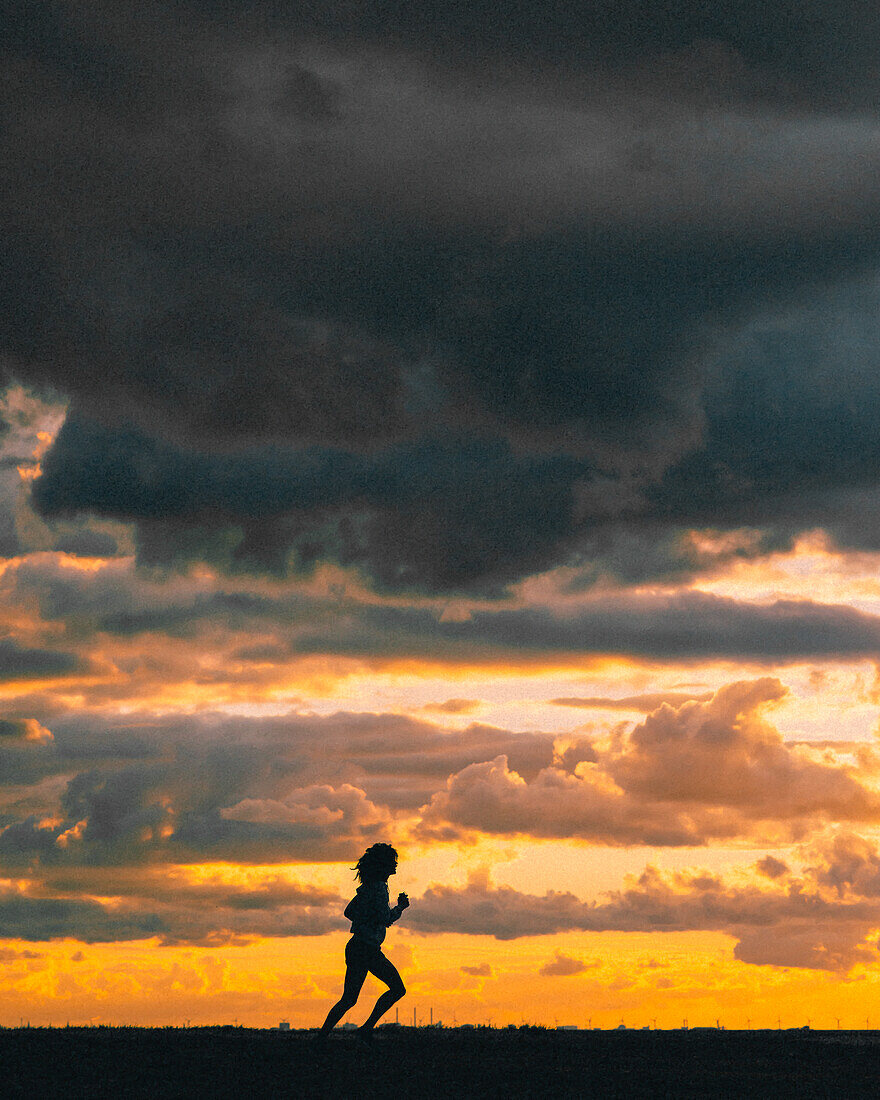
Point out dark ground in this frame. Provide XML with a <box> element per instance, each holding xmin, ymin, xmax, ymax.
<box><xmin>4</xmin><ymin>1025</ymin><xmax>880</xmax><ymax>1099</ymax></box>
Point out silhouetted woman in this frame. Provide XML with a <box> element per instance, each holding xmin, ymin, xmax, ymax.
<box><xmin>320</xmin><ymin>843</ymin><xmax>410</xmax><ymax>1036</ymax></box>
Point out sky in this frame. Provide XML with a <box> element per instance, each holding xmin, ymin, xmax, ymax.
<box><xmin>5</xmin><ymin>0</ymin><xmax>880</xmax><ymax>1029</ymax></box>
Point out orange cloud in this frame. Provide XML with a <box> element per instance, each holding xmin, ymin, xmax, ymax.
<box><xmin>539</xmin><ymin>951</ymin><xmax>596</xmax><ymax>976</ymax></box>
<box><xmin>408</xmin><ymin>845</ymin><xmax>880</xmax><ymax>972</ymax></box>
<box><xmin>421</xmin><ymin>679</ymin><xmax>880</xmax><ymax>846</ymax></box>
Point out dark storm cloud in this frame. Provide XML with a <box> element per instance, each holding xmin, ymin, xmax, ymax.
<box><xmin>633</xmin><ymin>275</ymin><xmax>880</xmax><ymax>569</ymax></box>
<box><xmin>32</xmin><ymin>417</ymin><xmax>583</xmax><ymax>590</ymax></box>
<box><xmin>174</xmin><ymin>0</ymin><xmax>880</xmax><ymax>109</ymax></box>
<box><xmin>5</xmin><ymin>554</ymin><xmax>293</xmax><ymax>638</ymax></box>
<box><xmin>8</xmin><ymin>1</ymin><xmax>880</xmax><ymax>590</ymax></box>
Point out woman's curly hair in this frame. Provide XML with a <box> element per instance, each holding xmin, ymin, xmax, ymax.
<box><xmin>353</xmin><ymin>843</ymin><xmax>398</xmax><ymax>883</ymax></box>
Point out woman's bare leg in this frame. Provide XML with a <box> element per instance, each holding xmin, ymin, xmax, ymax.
<box><xmin>359</xmin><ymin>952</ymin><xmax>406</xmax><ymax>1032</ymax></box>
<box><xmin>320</xmin><ymin>954</ymin><xmax>369</xmax><ymax>1032</ymax></box>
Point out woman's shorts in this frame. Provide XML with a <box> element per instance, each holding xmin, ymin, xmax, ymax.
<box><xmin>346</xmin><ymin>936</ymin><xmax>382</xmax><ymax>967</ymax></box>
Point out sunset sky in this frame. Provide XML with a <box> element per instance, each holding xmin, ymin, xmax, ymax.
<box><xmin>7</xmin><ymin>1</ymin><xmax>880</xmax><ymax>1030</ymax></box>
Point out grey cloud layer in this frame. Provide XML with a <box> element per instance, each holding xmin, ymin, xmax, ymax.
<box><xmin>10</xmin><ymin>555</ymin><xmax>880</xmax><ymax>666</ymax></box>
<box><xmin>0</xmin><ymin>873</ymin><xmax>345</xmax><ymax>945</ymax></box>
<box><xmin>408</xmin><ymin>842</ymin><xmax>880</xmax><ymax>971</ymax></box>
<box><xmin>0</xmin><ymin>708</ymin><xmax>557</xmax><ymax>865</ymax></box>
<box><xmin>552</xmin><ymin>692</ymin><xmax>714</xmax><ymax>711</ymax></box>
<box><xmin>8</xmin><ymin>2</ymin><xmax>880</xmax><ymax>590</ymax></box>
<box><xmin>0</xmin><ymin>637</ymin><xmax>82</xmax><ymax>681</ymax></box>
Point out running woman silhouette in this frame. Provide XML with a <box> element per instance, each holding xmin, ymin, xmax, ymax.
<box><xmin>320</xmin><ymin>843</ymin><xmax>409</xmax><ymax>1036</ymax></box>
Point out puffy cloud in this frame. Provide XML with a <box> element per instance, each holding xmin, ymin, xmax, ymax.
<box><xmin>539</xmin><ymin>951</ymin><xmax>594</xmax><ymax>977</ymax></box>
<box><xmin>807</xmin><ymin>832</ymin><xmax>880</xmax><ymax>898</ymax></box>
<box><xmin>0</xmin><ymin>682</ymin><xmax>879</xmax><ymax>954</ymax></box>
<box><xmin>755</xmin><ymin>855</ymin><xmax>789</xmax><ymax>880</ymax></box>
<box><xmin>10</xmin><ymin>843</ymin><xmax>877</xmax><ymax>962</ymax></box>
<box><xmin>421</xmin><ymin>680</ymin><xmax>880</xmax><ymax>845</ymax></box>
<box><xmin>0</xmin><ymin>678</ymin><xmax>876</xmax><ymax>870</ymax></box>
<box><xmin>552</xmin><ymin>738</ymin><xmax>599</xmax><ymax>773</ymax></box>
<box><xmin>0</xmin><ymin>718</ymin><xmax>52</xmax><ymax>742</ymax></box>
<box><xmin>608</xmin><ymin>679</ymin><xmax>877</xmax><ymax>818</ymax></box>
<box><xmin>419</xmin><ymin>754</ymin><xmax>703</xmax><ymax>846</ymax></box>
<box><xmin>0</xmin><ymin>768</ymin><xmax>388</xmax><ymax>869</ymax></box>
<box><xmin>410</xmin><ymin>872</ymin><xmax>601</xmax><ymax>940</ymax></box>
<box><xmin>0</xmin><ymin>947</ymin><xmax>41</xmax><ymax>961</ymax></box>
<box><xmin>732</xmin><ymin>922</ymin><xmax>876</xmax><ymax>972</ymax></box>
<box><xmin>1</xmin><ymin>676</ymin><xmax>870</xmax><ymax>873</ymax></box>
<box><xmin>218</xmin><ymin>783</ymin><xmax>392</xmax><ymax>854</ymax></box>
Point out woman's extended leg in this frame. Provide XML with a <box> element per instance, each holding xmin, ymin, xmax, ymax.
<box><xmin>359</xmin><ymin>951</ymin><xmax>406</xmax><ymax>1033</ymax></box>
<box><xmin>320</xmin><ymin>942</ymin><xmax>369</xmax><ymax>1032</ymax></box>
